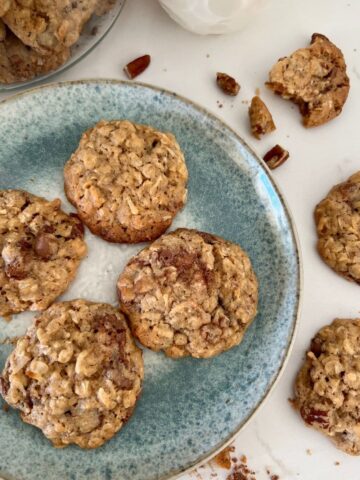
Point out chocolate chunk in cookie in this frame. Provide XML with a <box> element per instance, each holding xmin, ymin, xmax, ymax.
<box><xmin>0</xmin><ymin>190</ymin><xmax>87</xmax><ymax>317</ymax></box>
<box><xmin>267</xmin><ymin>33</ymin><xmax>350</xmax><ymax>127</ymax></box>
<box><xmin>315</xmin><ymin>171</ymin><xmax>360</xmax><ymax>283</ymax></box>
<box><xmin>117</xmin><ymin>228</ymin><xmax>258</xmax><ymax>358</ymax></box>
<box><xmin>294</xmin><ymin>319</ymin><xmax>360</xmax><ymax>455</ymax></box>
<box><xmin>0</xmin><ymin>300</ymin><xmax>144</xmax><ymax>448</ymax></box>
<box><xmin>64</xmin><ymin>120</ymin><xmax>188</xmax><ymax>244</ymax></box>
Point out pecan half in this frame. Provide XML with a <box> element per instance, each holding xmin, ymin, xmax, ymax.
<box><xmin>216</xmin><ymin>72</ymin><xmax>240</xmax><ymax>96</ymax></box>
<box><xmin>263</xmin><ymin>144</ymin><xmax>289</xmax><ymax>169</ymax></box>
<box><xmin>124</xmin><ymin>55</ymin><xmax>151</xmax><ymax>79</ymax></box>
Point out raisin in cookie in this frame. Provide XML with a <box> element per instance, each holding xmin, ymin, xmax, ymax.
<box><xmin>315</xmin><ymin>171</ymin><xmax>360</xmax><ymax>283</ymax></box>
<box><xmin>294</xmin><ymin>319</ymin><xmax>360</xmax><ymax>455</ymax></box>
<box><xmin>0</xmin><ymin>190</ymin><xmax>87</xmax><ymax>317</ymax></box>
<box><xmin>0</xmin><ymin>300</ymin><xmax>144</xmax><ymax>448</ymax></box>
<box><xmin>2</xmin><ymin>0</ymin><xmax>99</xmax><ymax>54</ymax></box>
<box><xmin>0</xmin><ymin>20</ymin><xmax>70</xmax><ymax>84</ymax></box>
<box><xmin>64</xmin><ymin>120</ymin><xmax>188</xmax><ymax>244</ymax></box>
<box><xmin>267</xmin><ymin>33</ymin><xmax>350</xmax><ymax>127</ymax></box>
<box><xmin>117</xmin><ymin>228</ymin><xmax>258</xmax><ymax>358</ymax></box>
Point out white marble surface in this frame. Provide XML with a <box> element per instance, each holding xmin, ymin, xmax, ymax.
<box><xmin>1</xmin><ymin>0</ymin><xmax>360</xmax><ymax>478</ymax></box>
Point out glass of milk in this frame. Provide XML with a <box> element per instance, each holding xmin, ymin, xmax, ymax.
<box><xmin>158</xmin><ymin>0</ymin><xmax>271</xmax><ymax>35</ymax></box>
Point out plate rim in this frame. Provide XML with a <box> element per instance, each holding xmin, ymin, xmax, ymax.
<box><xmin>0</xmin><ymin>79</ymin><xmax>303</xmax><ymax>480</ymax></box>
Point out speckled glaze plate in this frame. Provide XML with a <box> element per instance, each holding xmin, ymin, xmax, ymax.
<box><xmin>0</xmin><ymin>80</ymin><xmax>301</xmax><ymax>480</ymax></box>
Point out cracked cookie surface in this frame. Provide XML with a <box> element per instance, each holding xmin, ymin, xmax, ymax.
<box><xmin>64</xmin><ymin>120</ymin><xmax>188</xmax><ymax>243</ymax></box>
<box><xmin>117</xmin><ymin>228</ymin><xmax>258</xmax><ymax>358</ymax></box>
<box><xmin>2</xmin><ymin>0</ymin><xmax>99</xmax><ymax>54</ymax></box>
<box><xmin>295</xmin><ymin>319</ymin><xmax>360</xmax><ymax>455</ymax></box>
<box><xmin>0</xmin><ymin>300</ymin><xmax>144</xmax><ymax>448</ymax></box>
<box><xmin>0</xmin><ymin>190</ymin><xmax>87</xmax><ymax>317</ymax></box>
<box><xmin>267</xmin><ymin>33</ymin><xmax>350</xmax><ymax>127</ymax></box>
<box><xmin>0</xmin><ymin>20</ymin><xmax>70</xmax><ymax>84</ymax></box>
<box><xmin>315</xmin><ymin>171</ymin><xmax>360</xmax><ymax>283</ymax></box>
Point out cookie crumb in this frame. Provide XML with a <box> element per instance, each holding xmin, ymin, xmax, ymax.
<box><xmin>91</xmin><ymin>26</ymin><xmax>98</xmax><ymax>36</ymax></box>
<box><xmin>306</xmin><ymin>449</ymin><xmax>312</xmax><ymax>456</ymax></box>
<box><xmin>249</xmin><ymin>96</ymin><xmax>276</xmax><ymax>139</ymax></box>
<box><xmin>334</xmin><ymin>461</ymin><xmax>340</xmax><ymax>466</ymax></box>
<box><xmin>255</xmin><ymin>88</ymin><xmax>260</xmax><ymax>95</ymax></box>
<box><xmin>214</xmin><ymin>446</ymin><xmax>233</xmax><ymax>469</ymax></box>
<box><xmin>240</xmin><ymin>455</ymin><xmax>247</xmax><ymax>464</ymax></box>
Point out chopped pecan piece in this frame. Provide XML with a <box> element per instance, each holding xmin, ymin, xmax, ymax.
<box><xmin>216</xmin><ymin>72</ymin><xmax>240</xmax><ymax>96</ymax></box>
<box><xmin>248</xmin><ymin>96</ymin><xmax>276</xmax><ymax>139</ymax></box>
<box><xmin>263</xmin><ymin>144</ymin><xmax>289</xmax><ymax>170</ymax></box>
<box><xmin>124</xmin><ymin>54</ymin><xmax>151</xmax><ymax>79</ymax></box>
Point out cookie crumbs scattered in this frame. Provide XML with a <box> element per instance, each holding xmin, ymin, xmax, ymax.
<box><xmin>255</xmin><ymin>88</ymin><xmax>260</xmax><ymax>95</ymax></box>
<box><xmin>2</xmin><ymin>403</ymin><xmax>9</xmax><ymax>412</ymax></box>
<box><xmin>232</xmin><ymin>457</ymin><xmax>238</xmax><ymax>463</ymax></box>
<box><xmin>240</xmin><ymin>455</ymin><xmax>247</xmax><ymax>463</ymax></box>
<box><xmin>227</xmin><ymin>463</ymin><xmax>256</xmax><ymax>480</ymax></box>
<box><xmin>271</xmin><ymin>476</ymin><xmax>279</xmax><ymax>480</ymax></box>
<box><xmin>334</xmin><ymin>461</ymin><xmax>340</xmax><ymax>466</ymax></box>
<box><xmin>241</xmin><ymin>100</ymin><xmax>249</xmax><ymax>105</ymax></box>
<box><xmin>218</xmin><ymin>104</ymin><xmax>223</xmax><ymax>108</ymax></box>
<box><xmin>211</xmin><ymin>473</ymin><xmax>218</xmax><ymax>477</ymax></box>
<box><xmin>306</xmin><ymin>449</ymin><xmax>312</xmax><ymax>456</ymax></box>
<box><xmin>91</xmin><ymin>26</ymin><xmax>98</xmax><ymax>36</ymax></box>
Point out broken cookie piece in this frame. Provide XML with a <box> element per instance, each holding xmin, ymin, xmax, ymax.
<box><xmin>267</xmin><ymin>33</ymin><xmax>350</xmax><ymax>127</ymax></box>
<box><xmin>248</xmin><ymin>96</ymin><xmax>276</xmax><ymax>139</ymax></box>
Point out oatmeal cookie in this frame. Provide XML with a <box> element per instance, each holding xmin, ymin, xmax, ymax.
<box><xmin>248</xmin><ymin>96</ymin><xmax>276</xmax><ymax>139</ymax></box>
<box><xmin>117</xmin><ymin>228</ymin><xmax>258</xmax><ymax>358</ymax></box>
<box><xmin>294</xmin><ymin>319</ymin><xmax>360</xmax><ymax>455</ymax></box>
<box><xmin>0</xmin><ymin>190</ymin><xmax>87</xmax><ymax>317</ymax></box>
<box><xmin>64</xmin><ymin>120</ymin><xmax>188</xmax><ymax>244</ymax></box>
<box><xmin>0</xmin><ymin>300</ymin><xmax>144</xmax><ymax>448</ymax></box>
<box><xmin>2</xmin><ymin>0</ymin><xmax>99</xmax><ymax>54</ymax></box>
<box><xmin>0</xmin><ymin>20</ymin><xmax>70</xmax><ymax>84</ymax></box>
<box><xmin>267</xmin><ymin>33</ymin><xmax>350</xmax><ymax>127</ymax></box>
<box><xmin>315</xmin><ymin>171</ymin><xmax>360</xmax><ymax>283</ymax></box>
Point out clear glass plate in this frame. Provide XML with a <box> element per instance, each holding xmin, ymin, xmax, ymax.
<box><xmin>0</xmin><ymin>0</ymin><xmax>126</xmax><ymax>92</ymax></box>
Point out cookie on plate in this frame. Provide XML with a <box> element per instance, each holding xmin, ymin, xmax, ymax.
<box><xmin>315</xmin><ymin>171</ymin><xmax>360</xmax><ymax>283</ymax></box>
<box><xmin>64</xmin><ymin>120</ymin><xmax>188</xmax><ymax>243</ymax></box>
<box><xmin>0</xmin><ymin>300</ymin><xmax>144</xmax><ymax>448</ymax></box>
<box><xmin>117</xmin><ymin>228</ymin><xmax>258</xmax><ymax>358</ymax></box>
<box><xmin>0</xmin><ymin>190</ymin><xmax>87</xmax><ymax>317</ymax></box>
<box><xmin>0</xmin><ymin>20</ymin><xmax>70</xmax><ymax>84</ymax></box>
<box><xmin>267</xmin><ymin>33</ymin><xmax>350</xmax><ymax>127</ymax></box>
<box><xmin>2</xmin><ymin>0</ymin><xmax>99</xmax><ymax>54</ymax></box>
<box><xmin>294</xmin><ymin>319</ymin><xmax>360</xmax><ymax>455</ymax></box>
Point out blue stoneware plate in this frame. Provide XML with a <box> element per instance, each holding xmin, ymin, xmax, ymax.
<box><xmin>0</xmin><ymin>80</ymin><xmax>301</xmax><ymax>480</ymax></box>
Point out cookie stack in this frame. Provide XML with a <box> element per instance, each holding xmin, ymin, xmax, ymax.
<box><xmin>0</xmin><ymin>120</ymin><xmax>258</xmax><ymax>448</ymax></box>
<box><xmin>0</xmin><ymin>0</ymin><xmax>116</xmax><ymax>84</ymax></box>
